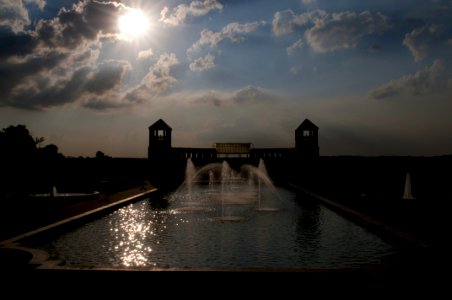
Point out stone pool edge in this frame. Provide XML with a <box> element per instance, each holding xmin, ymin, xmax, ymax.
<box><xmin>1</xmin><ymin>183</ymin><xmax>435</xmax><ymax>274</ymax></box>
<box><xmin>0</xmin><ymin>186</ymin><xmax>158</xmax><ymax>268</ymax></box>
<box><xmin>287</xmin><ymin>183</ymin><xmax>429</xmax><ymax>249</ymax></box>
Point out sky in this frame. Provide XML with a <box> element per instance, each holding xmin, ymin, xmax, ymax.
<box><xmin>0</xmin><ymin>0</ymin><xmax>452</xmax><ymax>157</ymax></box>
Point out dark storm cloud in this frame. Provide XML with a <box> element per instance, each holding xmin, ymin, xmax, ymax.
<box><xmin>34</xmin><ymin>0</ymin><xmax>121</xmax><ymax>50</ymax></box>
<box><xmin>2</xmin><ymin>59</ymin><xmax>131</xmax><ymax>110</ymax></box>
<box><xmin>0</xmin><ymin>51</ymin><xmax>69</xmax><ymax>105</ymax></box>
<box><xmin>0</xmin><ymin>66</ymin><xmax>87</xmax><ymax>109</ymax></box>
<box><xmin>85</xmin><ymin>60</ymin><xmax>131</xmax><ymax>94</ymax></box>
<box><xmin>0</xmin><ymin>27</ymin><xmax>38</xmax><ymax>59</ymax></box>
<box><xmin>0</xmin><ymin>1</ymin><xmax>132</xmax><ymax>110</ymax></box>
<box><xmin>0</xmin><ymin>1</ymin><xmax>122</xmax><ymax>60</ymax></box>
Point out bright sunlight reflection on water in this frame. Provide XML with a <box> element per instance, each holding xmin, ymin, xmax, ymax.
<box><xmin>41</xmin><ymin>185</ymin><xmax>394</xmax><ymax>269</ymax></box>
<box><xmin>108</xmin><ymin>205</ymin><xmax>156</xmax><ymax>266</ymax></box>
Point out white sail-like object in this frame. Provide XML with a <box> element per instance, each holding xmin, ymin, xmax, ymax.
<box><xmin>402</xmin><ymin>172</ymin><xmax>415</xmax><ymax>200</ymax></box>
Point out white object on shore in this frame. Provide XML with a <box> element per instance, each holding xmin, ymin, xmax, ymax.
<box><xmin>30</xmin><ymin>186</ymin><xmax>99</xmax><ymax>198</ymax></box>
<box><xmin>402</xmin><ymin>172</ymin><xmax>415</xmax><ymax>200</ymax></box>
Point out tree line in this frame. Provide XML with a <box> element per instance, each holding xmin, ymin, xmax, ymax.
<box><xmin>0</xmin><ymin>125</ymin><xmax>149</xmax><ymax>200</ymax></box>
<box><xmin>0</xmin><ymin>124</ymin><xmax>111</xmax><ymax>197</ymax></box>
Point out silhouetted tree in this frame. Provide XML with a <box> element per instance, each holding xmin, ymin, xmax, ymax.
<box><xmin>35</xmin><ymin>136</ymin><xmax>45</xmax><ymax>147</ymax></box>
<box><xmin>36</xmin><ymin>144</ymin><xmax>66</xmax><ymax>193</ymax></box>
<box><xmin>0</xmin><ymin>125</ymin><xmax>37</xmax><ymax>160</ymax></box>
<box><xmin>0</xmin><ymin>125</ymin><xmax>38</xmax><ymax>196</ymax></box>
<box><xmin>96</xmin><ymin>151</ymin><xmax>106</xmax><ymax>159</ymax></box>
<box><xmin>39</xmin><ymin>144</ymin><xmax>59</xmax><ymax>158</ymax></box>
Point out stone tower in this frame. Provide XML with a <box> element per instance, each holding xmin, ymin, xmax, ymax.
<box><xmin>148</xmin><ymin>119</ymin><xmax>172</xmax><ymax>160</ymax></box>
<box><xmin>295</xmin><ymin>119</ymin><xmax>319</xmax><ymax>157</ymax></box>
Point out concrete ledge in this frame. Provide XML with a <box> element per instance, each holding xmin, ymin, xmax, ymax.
<box><xmin>288</xmin><ymin>183</ymin><xmax>429</xmax><ymax>249</ymax></box>
<box><xmin>0</xmin><ymin>186</ymin><xmax>158</xmax><ymax>268</ymax></box>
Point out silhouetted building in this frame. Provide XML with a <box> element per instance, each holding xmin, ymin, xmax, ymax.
<box><xmin>148</xmin><ymin>119</ymin><xmax>172</xmax><ymax>160</ymax></box>
<box><xmin>295</xmin><ymin>119</ymin><xmax>319</xmax><ymax>157</ymax></box>
<box><xmin>215</xmin><ymin>143</ymin><xmax>254</xmax><ymax>158</ymax></box>
<box><xmin>148</xmin><ymin>118</ymin><xmax>319</xmax><ymax>161</ymax></box>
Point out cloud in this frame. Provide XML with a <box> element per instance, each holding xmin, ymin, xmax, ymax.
<box><xmin>159</xmin><ymin>0</ymin><xmax>223</xmax><ymax>26</ymax></box>
<box><xmin>34</xmin><ymin>0</ymin><xmax>122</xmax><ymax>50</ymax></box>
<box><xmin>0</xmin><ymin>27</ymin><xmax>39</xmax><ymax>60</ymax></box>
<box><xmin>189</xmin><ymin>85</ymin><xmax>277</xmax><ymax>107</ymax></box>
<box><xmin>189</xmin><ymin>53</ymin><xmax>216</xmax><ymax>71</ymax></box>
<box><xmin>126</xmin><ymin>53</ymin><xmax>180</xmax><ymax>103</ymax></box>
<box><xmin>82</xmin><ymin>93</ymin><xmax>129</xmax><ymax>110</ymax></box>
<box><xmin>0</xmin><ymin>51</ymin><xmax>69</xmax><ymax>108</ymax></box>
<box><xmin>301</xmin><ymin>0</ymin><xmax>316</xmax><ymax>4</ymax></box>
<box><xmin>368</xmin><ymin>60</ymin><xmax>444</xmax><ymax>99</ymax></box>
<box><xmin>272</xmin><ymin>9</ymin><xmax>325</xmax><ymax>36</ymax></box>
<box><xmin>0</xmin><ymin>0</ymin><xmax>124</xmax><ymax>62</ymax></box>
<box><xmin>137</xmin><ymin>48</ymin><xmax>154</xmax><ymax>60</ymax></box>
<box><xmin>305</xmin><ymin>11</ymin><xmax>390</xmax><ymax>53</ymax></box>
<box><xmin>0</xmin><ymin>0</ymin><xmax>46</xmax><ymax>33</ymax></box>
<box><xmin>0</xmin><ymin>1</ymin><xmax>163</xmax><ymax>110</ymax></box>
<box><xmin>232</xmin><ymin>85</ymin><xmax>275</xmax><ymax>103</ymax></box>
<box><xmin>188</xmin><ymin>21</ymin><xmax>265</xmax><ymax>53</ymax></box>
<box><xmin>272</xmin><ymin>9</ymin><xmax>389</xmax><ymax>53</ymax></box>
<box><xmin>0</xmin><ymin>57</ymin><xmax>131</xmax><ymax>110</ymax></box>
<box><xmin>286</xmin><ymin>39</ymin><xmax>304</xmax><ymax>55</ymax></box>
<box><xmin>142</xmin><ymin>53</ymin><xmax>180</xmax><ymax>93</ymax></box>
<box><xmin>403</xmin><ymin>25</ymin><xmax>442</xmax><ymax>62</ymax></box>
<box><xmin>85</xmin><ymin>60</ymin><xmax>131</xmax><ymax>95</ymax></box>
<box><xmin>192</xmin><ymin>90</ymin><xmax>224</xmax><ymax>106</ymax></box>
<box><xmin>25</xmin><ymin>0</ymin><xmax>45</xmax><ymax>10</ymax></box>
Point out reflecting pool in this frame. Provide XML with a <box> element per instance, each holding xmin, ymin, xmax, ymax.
<box><xmin>38</xmin><ymin>184</ymin><xmax>394</xmax><ymax>270</ymax></box>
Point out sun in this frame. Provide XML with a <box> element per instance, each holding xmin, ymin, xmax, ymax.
<box><xmin>118</xmin><ymin>8</ymin><xmax>150</xmax><ymax>41</ymax></box>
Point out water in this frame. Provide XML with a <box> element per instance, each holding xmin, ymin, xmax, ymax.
<box><xmin>38</xmin><ymin>184</ymin><xmax>393</xmax><ymax>269</ymax></box>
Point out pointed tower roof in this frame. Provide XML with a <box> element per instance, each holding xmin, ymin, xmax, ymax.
<box><xmin>296</xmin><ymin>119</ymin><xmax>318</xmax><ymax>132</ymax></box>
<box><xmin>149</xmin><ymin>119</ymin><xmax>172</xmax><ymax>130</ymax></box>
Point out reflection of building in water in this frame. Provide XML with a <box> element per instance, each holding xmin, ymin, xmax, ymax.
<box><xmin>148</xmin><ymin>118</ymin><xmax>319</xmax><ymax>161</ymax></box>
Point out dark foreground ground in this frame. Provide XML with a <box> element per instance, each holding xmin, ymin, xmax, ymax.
<box><xmin>0</xmin><ymin>156</ymin><xmax>450</xmax><ymax>290</ymax></box>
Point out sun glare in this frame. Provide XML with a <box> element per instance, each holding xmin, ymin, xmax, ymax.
<box><xmin>119</xmin><ymin>8</ymin><xmax>150</xmax><ymax>41</ymax></box>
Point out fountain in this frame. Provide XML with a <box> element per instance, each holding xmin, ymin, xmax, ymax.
<box><xmin>170</xmin><ymin>159</ymin><xmax>281</xmax><ymax>220</ymax></box>
<box><xmin>51</xmin><ymin>186</ymin><xmax>58</xmax><ymax>197</ymax></box>
<box><xmin>29</xmin><ymin>167</ymin><xmax>395</xmax><ymax>269</ymax></box>
<box><xmin>185</xmin><ymin>157</ymin><xmax>196</xmax><ymax>201</ymax></box>
<box><xmin>402</xmin><ymin>172</ymin><xmax>415</xmax><ymax>200</ymax></box>
<box><xmin>19</xmin><ymin>158</ymin><xmax>396</xmax><ymax>270</ymax></box>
